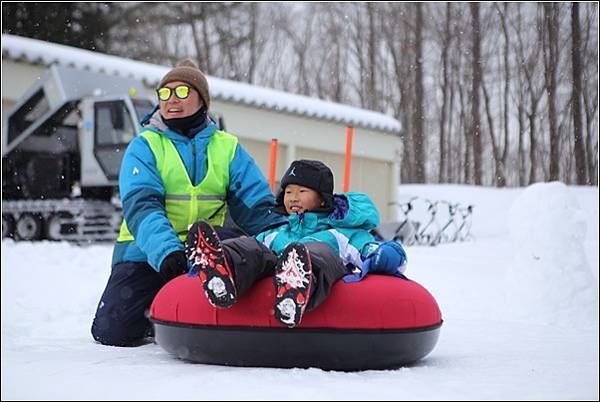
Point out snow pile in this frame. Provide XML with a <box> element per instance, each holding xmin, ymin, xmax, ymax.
<box><xmin>505</xmin><ymin>181</ymin><xmax>598</xmax><ymax>328</ymax></box>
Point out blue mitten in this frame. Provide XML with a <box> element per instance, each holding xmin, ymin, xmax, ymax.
<box><xmin>343</xmin><ymin>241</ymin><xmax>407</xmax><ymax>283</ymax></box>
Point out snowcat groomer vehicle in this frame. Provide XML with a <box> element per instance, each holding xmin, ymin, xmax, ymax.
<box><xmin>2</xmin><ymin>65</ymin><xmax>155</xmax><ymax>241</ymax></box>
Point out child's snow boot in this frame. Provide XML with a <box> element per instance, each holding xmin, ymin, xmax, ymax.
<box><xmin>273</xmin><ymin>242</ymin><xmax>313</xmax><ymax>328</ymax></box>
<box><xmin>186</xmin><ymin>221</ymin><xmax>237</xmax><ymax>308</ymax></box>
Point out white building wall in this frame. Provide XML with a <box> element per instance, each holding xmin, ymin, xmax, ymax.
<box><xmin>213</xmin><ymin>100</ymin><xmax>399</xmax><ymax>221</ymax></box>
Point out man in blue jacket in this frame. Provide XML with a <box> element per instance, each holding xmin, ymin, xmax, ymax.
<box><xmin>91</xmin><ymin>59</ymin><xmax>284</xmax><ymax>346</ymax></box>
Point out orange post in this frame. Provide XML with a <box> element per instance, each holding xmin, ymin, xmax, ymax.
<box><xmin>343</xmin><ymin>127</ymin><xmax>353</xmax><ymax>192</ymax></box>
<box><xmin>269</xmin><ymin>138</ymin><xmax>279</xmax><ymax>193</ymax></box>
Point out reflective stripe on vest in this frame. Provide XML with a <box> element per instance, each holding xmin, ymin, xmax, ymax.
<box><xmin>117</xmin><ymin>129</ymin><xmax>238</xmax><ymax>242</ymax></box>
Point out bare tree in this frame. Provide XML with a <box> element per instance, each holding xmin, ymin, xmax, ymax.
<box><xmin>469</xmin><ymin>3</ymin><xmax>483</xmax><ymax>185</ymax></box>
<box><xmin>365</xmin><ymin>3</ymin><xmax>379</xmax><ymax>111</ymax></box>
<box><xmin>582</xmin><ymin>4</ymin><xmax>599</xmax><ymax>184</ymax></box>
<box><xmin>256</xmin><ymin>4</ymin><xmax>296</xmax><ymax>91</ymax></box>
<box><xmin>494</xmin><ymin>3</ymin><xmax>512</xmax><ymax>187</ymax></box>
<box><xmin>447</xmin><ymin>5</ymin><xmax>472</xmax><ymax>184</ymax></box>
<box><xmin>482</xmin><ymin>76</ymin><xmax>507</xmax><ymax>187</ymax></box>
<box><xmin>311</xmin><ymin>4</ymin><xmax>349</xmax><ymax>102</ymax></box>
<box><xmin>412</xmin><ymin>3</ymin><xmax>426</xmax><ymax>183</ymax></box>
<box><xmin>92</xmin><ymin>3</ymin><xmax>597</xmax><ymax>188</ymax></box>
<box><xmin>516</xmin><ymin>81</ymin><xmax>528</xmax><ymax>186</ymax></box>
<box><xmin>581</xmin><ymin>3</ymin><xmax>599</xmax><ymax>184</ymax></box>
<box><xmin>107</xmin><ymin>3</ymin><xmax>268</xmax><ymax>83</ymax></box>
<box><xmin>348</xmin><ymin>3</ymin><xmax>385</xmax><ymax>111</ymax></box>
<box><xmin>436</xmin><ymin>3</ymin><xmax>454</xmax><ymax>183</ymax></box>
<box><xmin>571</xmin><ymin>3</ymin><xmax>589</xmax><ymax>184</ymax></box>
<box><xmin>184</xmin><ymin>3</ymin><xmax>214</xmax><ymax>74</ymax></box>
<box><xmin>543</xmin><ymin>3</ymin><xmax>560</xmax><ymax>181</ymax></box>
<box><xmin>512</xmin><ymin>5</ymin><xmax>545</xmax><ymax>184</ymax></box>
<box><xmin>381</xmin><ymin>3</ymin><xmax>415</xmax><ymax>183</ymax></box>
<box><xmin>245</xmin><ymin>3</ymin><xmax>261</xmax><ymax>83</ymax></box>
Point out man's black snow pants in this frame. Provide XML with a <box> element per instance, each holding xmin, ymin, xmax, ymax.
<box><xmin>91</xmin><ymin>261</ymin><xmax>163</xmax><ymax>346</ymax></box>
<box><xmin>91</xmin><ymin>227</ymin><xmax>239</xmax><ymax>347</ymax></box>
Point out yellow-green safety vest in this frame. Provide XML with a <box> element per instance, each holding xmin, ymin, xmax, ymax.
<box><xmin>117</xmin><ymin>129</ymin><xmax>238</xmax><ymax>242</ymax></box>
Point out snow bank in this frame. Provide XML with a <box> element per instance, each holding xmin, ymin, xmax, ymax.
<box><xmin>1</xmin><ymin>184</ymin><xmax>597</xmax><ymax>400</ymax></box>
<box><xmin>505</xmin><ymin>182</ymin><xmax>598</xmax><ymax>328</ymax></box>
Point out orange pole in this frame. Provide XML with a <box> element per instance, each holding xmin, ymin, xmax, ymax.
<box><xmin>343</xmin><ymin>127</ymin><xmax>353</xmax><ymax>192</ymax></box>
<box><xmin>269</xmin><ymin>138</ymin><xmax>279</xmax><ymax>193</ymax></box>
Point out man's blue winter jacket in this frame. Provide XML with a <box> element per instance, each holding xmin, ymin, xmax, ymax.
<box><xmin>112</xmin><ymin>110</ymin><xmax>283</xmax><ymax>271</ymax></box>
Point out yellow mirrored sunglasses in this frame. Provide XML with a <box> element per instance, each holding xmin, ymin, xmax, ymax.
<box><xmin>156</xmin><ymin>85</ymin><xmax>191</xmax><ymax>101</ymax></box>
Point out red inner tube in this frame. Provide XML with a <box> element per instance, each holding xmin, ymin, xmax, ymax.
<box><xmin>150</xmin><ymin>274</ymin><xmax>443</xmax><ymax>370</ymax></box>
<box><xmin>151</xmin><ymin>274</ymin><xmax>442</xmax><ymax>329</ymax></box>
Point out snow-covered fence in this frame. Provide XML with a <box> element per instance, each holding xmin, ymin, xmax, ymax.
<box><xmin>373</xmin><ymin>197</ymin><xmax>474</xmax><ymax>246</ymax></box>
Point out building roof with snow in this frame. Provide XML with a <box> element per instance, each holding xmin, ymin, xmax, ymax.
<box><xmin>1</xmin><ymin>34</ymin><xmax>401</xmax><ymax>134</ymax></box>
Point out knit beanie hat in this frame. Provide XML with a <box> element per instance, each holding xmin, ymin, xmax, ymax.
<box><xmin>275</xmin><ymin>159</ymin><xmax>335</xmax><ymax>213</ymax></box>
<box><xmin>158</xmin><ymin>59</ymin><xmax>210</xmax><ymax>109</ymax></box>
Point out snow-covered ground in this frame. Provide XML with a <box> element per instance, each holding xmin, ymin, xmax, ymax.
<box><xmin>2</xmin><ymin>183</ymin><xmax>598</xmax><ymax>400</ymax></box>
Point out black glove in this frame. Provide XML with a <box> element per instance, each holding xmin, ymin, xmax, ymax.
<box><xmin>159</xmin><ymin>251</ymin><xmax>188</xmax><ymax>283</ymax></box>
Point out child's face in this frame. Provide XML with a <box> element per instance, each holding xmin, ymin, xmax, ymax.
<box><xmin>283</xmin><ymin>184</ymin><xmax>324</xmax><ymax>215</ymax></box>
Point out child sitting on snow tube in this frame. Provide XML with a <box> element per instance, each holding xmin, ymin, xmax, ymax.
<box><xmin>185</xmin><ymin>159</ymin><xmax>408</xmax><ymax>327</ymax></box>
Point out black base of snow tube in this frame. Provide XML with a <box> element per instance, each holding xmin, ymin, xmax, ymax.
<box><xmin>152</xmin><ymin>319</ymin><xmax>442</xmax><ymax>371</ymax></box>
<box><xmin>150</xmin><ymin>275</ymin><xmax>443</xmax><ymax>370</ymax></box>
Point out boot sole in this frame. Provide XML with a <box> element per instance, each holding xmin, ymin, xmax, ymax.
<box><xmin>187</xmin><ymin>221</ymin><xmax>237</xmax><ymax>308</ymax></box>
<box><xmin>273</xmin><ymin>242</ymin><xmax>312</xmax><ymax>327</ymax></box>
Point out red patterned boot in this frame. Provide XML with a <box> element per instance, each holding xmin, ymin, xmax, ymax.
<box><xmin>273</xmin><ymin>242</ymin><xmax>313</xmax><ymax>327</ymax></box>
<box><xmin>186</xmin><ymin>221</ymin><xmax>237</xmax><ymax>308</ymax></box>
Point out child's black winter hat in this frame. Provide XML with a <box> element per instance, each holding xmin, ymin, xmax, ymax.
<box><xmin>275</xmin><ymin>159</ymin><xmax>335</xmax><ymax>213</ymax></box>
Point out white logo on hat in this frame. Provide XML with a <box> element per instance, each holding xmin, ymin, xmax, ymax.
<box><xmin>289</xmin><ymin>167</ymin><xmax>296</xmax><ymax>176</ymax></box>
<box><xmin>133</xmin><ymin>167</ymin><xmax>140</xmax><ymax>175</ymax></box>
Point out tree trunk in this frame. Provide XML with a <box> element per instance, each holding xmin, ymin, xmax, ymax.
<box><xmin>498</xmin><ymin>3</ymin><xmax>511</xmax><ymax>186</ymax></box>
<box><xmin>247</xmin><ymin>3</ymin><xmax>259</xmax><ymax>84</ymax></box>
<box><xmin>518</xmin><ymin>102</ymin><xmax>526</xmax><ymax>186</ymax></box>
<box><xmin>447</xmin><ymin>80</ymin><xmax>456</xmax><ymax>183</ymax></box>
<box><xmin>469</xmin><ymin>3</ymin><xmax>483</xmax><ymax>185</ymax></box>
<box><xmin>366</xmin><ymin>3</ymin><xmax>378</xmax><ymax>111</ymax></box>
<box><xmin>570</xmin><ymin>2</ymin><xmax>587</xmax><ymax>184</ymax></box>
<box><xmin>413</xmin><ymin>3</ymin><xmax>426</xmax><ymax>183</ymax></box>
<box><xmin>543</xmin><ymin>3</ymin><xmax>560</xmax><ymax>181</ymax></box>
<box><xmin>438</xmin><ymin>3</ymin><xmax>452</xmax><ymax>183</ymax></box>
<box><xmin>482</xmin><ymin>81</ymin><xmax>506</xmax><ymax>187</ymax></box>
<box><xmin>528</xmin><ymin>109</ymin><xmax>538</xmax><ymax>184</ymax></box>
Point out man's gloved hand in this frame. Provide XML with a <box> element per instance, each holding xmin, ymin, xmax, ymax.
<box><xmin>343</xmin><ymin>241</ymin><xmax>407</xmax><ymax>283</ymax></box>
<box><xmin>159</xmin><ymin>250</ymin><xmax>188</xmax><ymax>283</ymax></box>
